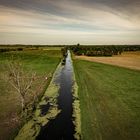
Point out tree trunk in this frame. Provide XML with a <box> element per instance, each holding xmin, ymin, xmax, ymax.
<box><xmin>20</xmin><ymin>96</ymin><xmax>25</xmax><ymax>112</ymax></box>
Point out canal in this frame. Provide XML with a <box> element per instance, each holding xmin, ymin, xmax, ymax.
<box><xmin>36</xmin><ymin>50</ymin><xmax>76</xmax><ymax>140</ymax></box>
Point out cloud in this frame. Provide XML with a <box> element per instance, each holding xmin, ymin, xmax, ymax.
<box><xmin>0</xmin><ymin>0</ymin><xmax>140</xmax><ymax>44</ymax></box>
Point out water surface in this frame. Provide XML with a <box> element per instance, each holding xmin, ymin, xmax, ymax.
<box><xmin>37</xmin><ymin>50</ymin><xmax>75</xmax><ymax>140</ymax></box>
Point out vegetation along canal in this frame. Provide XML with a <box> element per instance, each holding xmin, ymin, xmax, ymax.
<box><xmin>37</xmin><ymin>50</ymin><xmax>76</xmax><ymax>140</ymax></box>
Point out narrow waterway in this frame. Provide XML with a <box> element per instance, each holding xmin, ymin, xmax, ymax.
<box><xmin>36</xmin><ymin>50</ymin><xmax>76</xmax><ymax>140</ymax></box>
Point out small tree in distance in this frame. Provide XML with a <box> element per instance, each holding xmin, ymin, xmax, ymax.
<box><xmin>77</xmin><ymin>43</ymin><xmax>80</xmax><ymax>46</ymax></box>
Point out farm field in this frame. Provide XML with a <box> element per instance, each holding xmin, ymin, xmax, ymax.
<box><xmin>73</xmin><ymin>59</ymin><xmax>140</xmax><ymax>140</ymax></box>
<box><xmin>1</xmin><ymin>0</ymin><xmax>140</xmax><ymax>139</ymax></box>
<box><xmin>0</xmin><ymin>49</ymin><xmax>61</xmax><ymax>140</ymax></box>
<box><xmin>75</xmin><ymin>51</ymin><xmax>140</xmax><ymax>70</ymax></box>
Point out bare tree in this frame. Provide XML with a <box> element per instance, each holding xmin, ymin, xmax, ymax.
<box><xmin>7</xmin><ymin>60</ymin><xmax>36</xmax><ymax>114</ymax></box>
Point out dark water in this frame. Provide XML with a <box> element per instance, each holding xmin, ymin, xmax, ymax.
<box><xmin>36</xmin><ymin>50</ymin><xmax>76</xmax><ymax>140</ymax></box>
<box><xmin>40</xmin><ymin>103</ymin><xmax>51</xmax><ymax>117</ymax></box>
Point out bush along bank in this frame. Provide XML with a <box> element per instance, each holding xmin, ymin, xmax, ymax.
<box><xmin>15</xmin><ymin>63</ymin><xmax>62</xmax><ymax>140</ymax></box>
<box><xmin>61</xmin><ymin>47</ymin><xmax>68</xmax><ymax>65</ymax></box>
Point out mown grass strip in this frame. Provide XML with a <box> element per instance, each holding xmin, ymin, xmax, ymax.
<box><xmin>73</xmin><ymin>59</ymin><xmax>140</xmax><ymax>140</ymax></box>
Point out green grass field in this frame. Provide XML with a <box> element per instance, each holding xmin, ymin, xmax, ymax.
<box><xmin>0</xmin><ymin>49</ymin><xmax>61</xmax><ymax>140</ymax></box>
<box><xmin>73</xmin><ymin>59</ymin><xmax>140</xmax><ymax>140</ymax></box>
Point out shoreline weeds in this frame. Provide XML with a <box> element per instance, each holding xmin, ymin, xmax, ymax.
<box><xmin>15</xmin><ymin>52</ymin><xmax>82</xmax><ymax>140</ymax></box>
<box><xmin>15</xmin><ymin>63</ymin><xmax>62</xmax><ymax>140</ymax></box>
<box><xmin>71</xmin><ymin>53</ymin><xmax>81</xmax><ymax>140</ymax></box>
<box><xmin>72</xmin><ymin>75</ymin><xmax>81</xmax><ymax>140</ymax></box>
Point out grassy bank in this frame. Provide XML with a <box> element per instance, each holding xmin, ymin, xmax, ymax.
<box><xmin>73</xmin><ymin>59</ymin><xmax>140</xmax><ymax>140</ymax></box>
<box><xmin>0</xmin><ymin>49</ymin><xmax>61</xmax><ymax>140</ymax></box>
<box><xmin>15</xmin><ymin>63</ymin><xmax>62</xmax><ymax>140</ymax></box>
<box><xmin>72</xmin><ymin>73</ymin><xmax>81</xmax><ymax>140</ymax></box>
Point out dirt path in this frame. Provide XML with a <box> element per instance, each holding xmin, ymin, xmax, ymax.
<box><xmin>75</xmin><ymin>51</ymin><xmax>140</xmax><ymax>71</ymax></box>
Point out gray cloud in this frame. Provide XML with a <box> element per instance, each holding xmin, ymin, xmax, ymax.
<box><xmin>0</xmin><ymin>0</ymin><xmax>140</xmax><ymax>25</ymax></box>
<box><xmin>0</xmin><ymin>0</ymin><xmax>140</xmax><ymax>44</ymax></box>
<box><xmin>0</xmin><ymin>0</ymin><xmax>139</xmax><ymax>15</ymax></box>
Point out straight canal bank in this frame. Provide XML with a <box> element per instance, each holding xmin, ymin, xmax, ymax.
<box><xmin>15</xmin><ymin>50</ymin><xmax>81</xmax><ymax>140</ymax></box>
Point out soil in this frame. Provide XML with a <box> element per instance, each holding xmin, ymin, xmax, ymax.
<box><xmin>75</xmin><ymin>51</ymin><xmax>140</xmax><ymax>71</ymax></box>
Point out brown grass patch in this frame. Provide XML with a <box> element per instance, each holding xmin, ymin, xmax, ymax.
<box><xmin>75</xmin><ymin>51</ymin><xmax>140</xmax><ymax>70</ymax></box>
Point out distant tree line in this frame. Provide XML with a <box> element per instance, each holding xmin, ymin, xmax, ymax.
<box><xmin>0</xmin><ymin>45</ymin><xmax>40</xmax><ymax>53</ymax></box>
<box><xmin>70</xmin><ymin>45</ymin><xmax>140</xmax><ymax>56</ymax></box>
<box><xmin>1</xmin><ymin>44</ymin><xmax>140</xmax><ymax>56</ymax></box>
<box><xmin>0</xmin><ymin>45</ymin><xmax>64</xmax><ymax>53</ymax></box>
<box><xmin>0</xmin><ymin>47</ymin><xmax>23</xmax><ymax>53</ymax></box>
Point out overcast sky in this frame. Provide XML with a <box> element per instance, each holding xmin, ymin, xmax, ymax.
<box><xmin>0</xmin><ymin>0</ymin><xmax>140</xmax><ymax>44</ymax></box>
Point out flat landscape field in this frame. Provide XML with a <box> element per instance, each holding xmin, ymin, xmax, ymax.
<box><xmin>73</xmin><ymin>59</ymin><xmax>140</xmax><ymax>140</ymax></box>
<box><xmin>0</xmin><ymin>49</ymin><xmax>61</xmax><ymax>140</ymax></box>
<box><xmin>75</xmin><ymin>51</ymin><xmax>140</xmax><ymax>70</ymax></box>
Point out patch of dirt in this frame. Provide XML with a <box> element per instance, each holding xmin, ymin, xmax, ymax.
<box><xmin>0</xmin><ymin>113</ymin><xmax>20</xmax><ymax>140</ymax></box>
<box><xmin>75</xmin><ymin>51</ymin><xmax>140</xmax><ymax>70</ymax></box>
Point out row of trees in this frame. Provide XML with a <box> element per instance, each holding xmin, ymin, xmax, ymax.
<box><xmin>0</xmin><ymin>47</ymin><xmax>23</xmax><ymax>53</ymax></box>
<box><xmin>0</xmin><ymin>45</ymin><xmax>64</xmax><ymax>53</ymax></box>
<box><xmin>70</xmin><ymin>45</ymin><xmax>140</xmax><ymax>56</ymax></box>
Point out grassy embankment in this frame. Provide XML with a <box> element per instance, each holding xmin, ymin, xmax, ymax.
<box><xmin>0</xmin><ymin>49</ymin><xmax>61</xmax><ymax>140</ymax></box>
<box><xmin>72</xmin><ymin>71</ymin><xmax>81</xmax><ymax>140</ymax></box>
<box><xmin>73</xmin><ymin>59</ymin><xmax>140</xmax><ymax>140</ymax></box>
<box><xmin>15</xmin><ymin>62</ymin><xmax>62</xmax><ymax>140</ymax></box>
